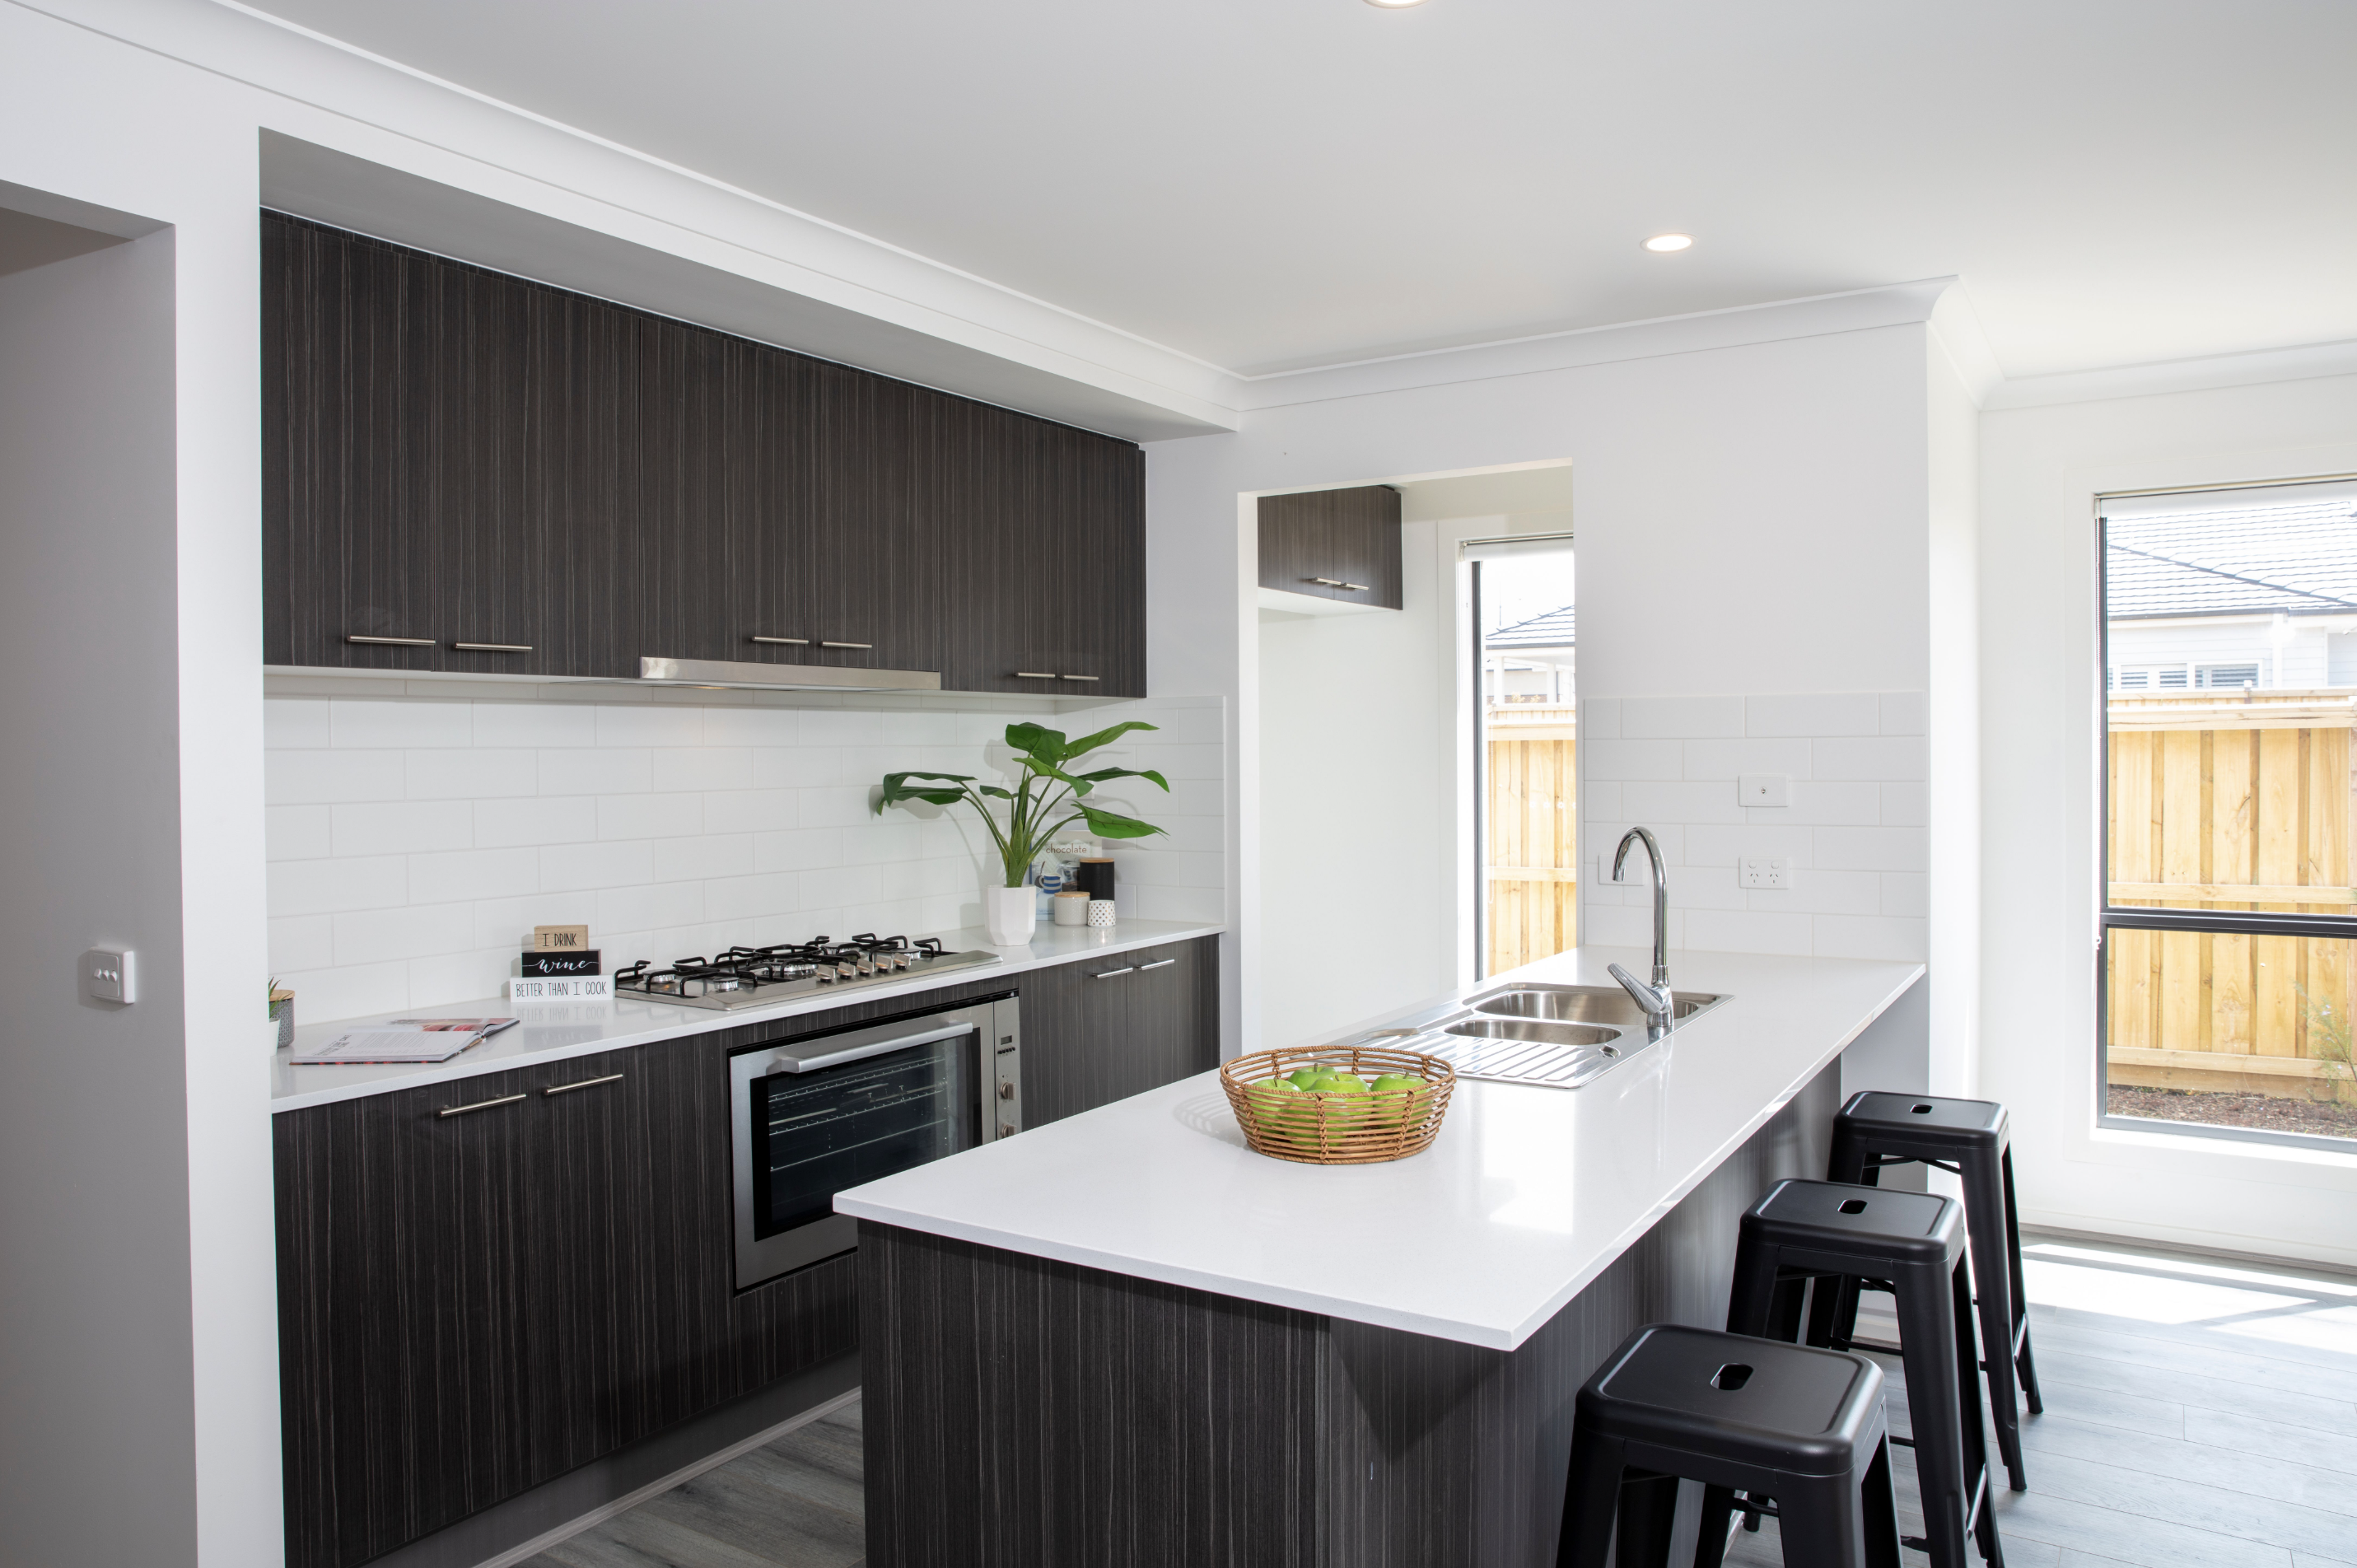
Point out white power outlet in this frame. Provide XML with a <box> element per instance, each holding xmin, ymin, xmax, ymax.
<box><xmin>1739</xmin><ymin>856</ymin><xmax>1790</xmax><ymax>890</ymax></box>
<box><xmin>1739</xmin><ymin>774</ymin><xmax>1790</xmax><ymax>808</ymax></box>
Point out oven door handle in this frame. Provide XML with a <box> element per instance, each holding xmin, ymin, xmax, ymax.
<box><xmin>772</xmin><ymin>1021</ymin><xmax>974</xmax><ymax>1073</ymax></box>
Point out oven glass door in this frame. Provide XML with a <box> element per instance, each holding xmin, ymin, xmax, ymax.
<box><xmin>731</xmin><ymin>1009</ymin><xmax>987</xmax><ymax>1287</ymax></box>
<box><xmin>754</xmin><ymin>1034</ymin><xmax>974</xmax><ymax>1240</ymax></box>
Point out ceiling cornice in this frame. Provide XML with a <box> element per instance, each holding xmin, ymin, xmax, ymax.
<box><xmin>1984</xmin><ymin>338</ymin><xmax>2357</xmax><ymax>413</ymax></box>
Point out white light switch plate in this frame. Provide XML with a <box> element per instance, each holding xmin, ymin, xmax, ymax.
<box><xmin>1739</xmin><ymin>774</ymin><xmax>1790</xmax><ymax>808</ymax></box>
<box><xmin>1739</xmin><ymin>856</ymin><xmax>1790</xmax><ymax>890</ymax></box>
<box><xmin>82</xmin><ymin>948</ymin><xmax>135</xmax><ymax>1004</ymax></box>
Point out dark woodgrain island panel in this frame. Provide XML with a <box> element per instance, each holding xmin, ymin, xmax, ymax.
<box><xmin>856</xmin><ymin>1061</ymin><xmax>1840</xmax><ymax>1568</ymax></box>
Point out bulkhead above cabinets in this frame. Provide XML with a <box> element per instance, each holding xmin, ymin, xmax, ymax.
<box><xmin>1256</xmin><ymin>484</ymin><xmax>1403</xmax><ymax>617</ymax></box>
<box><xmin>259</xmin><ymin>212</ymin><xmax>1146</xmax><ymax>699</ymax></box>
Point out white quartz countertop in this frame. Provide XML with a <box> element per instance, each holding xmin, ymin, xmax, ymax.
<box><xmin>269</xmin><ymin>919</ymin><xmax>1222</xmax><ymax>1113</ymax></box>
<box><xmin>835</xmin><ymin>945</ymin><xmax>1921</xmax><ymax>1351</ymax></box>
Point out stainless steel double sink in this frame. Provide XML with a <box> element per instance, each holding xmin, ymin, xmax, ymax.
<box><xmin>1370</xmin><ymin>982</ymin><xmax>1729</xmax><ymax>1090</ymax></box>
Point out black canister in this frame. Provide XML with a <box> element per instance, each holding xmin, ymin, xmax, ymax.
<box><xmin>1075</xmin><ymin>858</ymin><xmax>1116</xmax><ymax>900</ymax></box>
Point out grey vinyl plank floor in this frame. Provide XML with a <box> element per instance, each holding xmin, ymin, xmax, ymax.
<box><xmin>1723</xmin><ymin>1237</ymin><xmax>2357</xmax><ymax>1567</ymax></box>
<box><xmin>519</xmin><ymin>1400</ymin><xmax>865</xmax><ymax>1568</ymax></box>
<box><xmin>527</xmin><ymin>1239</ymin><xmax>2357</xmax><ymax>1568</ymax></box>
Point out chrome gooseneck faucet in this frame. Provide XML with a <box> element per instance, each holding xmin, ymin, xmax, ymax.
<box><xmin>1606</xmin><ymin>826</ymin><xmax>1674</xmax><ymax>1029</ymax></box>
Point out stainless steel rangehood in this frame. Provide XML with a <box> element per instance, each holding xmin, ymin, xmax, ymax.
<box><xmin>638</xmin><ymin>656</ymin><xmax>941</xmax><ymax>693</ymax></box>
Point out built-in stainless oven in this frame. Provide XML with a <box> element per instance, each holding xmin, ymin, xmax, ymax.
<box><xmin>730</xmin><ymin>994</ymin><xmax>1020</xmax><ymax>1288</ymax></box>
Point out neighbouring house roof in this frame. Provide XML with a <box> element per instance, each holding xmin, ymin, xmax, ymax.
<box><xmin>1487</xmin><ymin>604</ymin><xmax>1575</xmax><ymax>649</ymax></box>
<box><xmin>2107</xmin><ymin>497</ymin><xmax>2357</xmax><ymax>621</ymax></box>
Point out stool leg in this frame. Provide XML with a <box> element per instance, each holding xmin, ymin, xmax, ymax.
<box><xmin>1692</xmin><ymin>1484</ymin><xmax>1739</xmax><ymax>1568</ymax></box>
<box><xmin>2002</xmin><ymin>1148</ymin><xmax>2044</xmax><ymax>1417</ymax></box>
<box><xmin>1960</xmin><ymin>1148</ymin><xmax>2028</xmax><ymax>1490</ymax></box>
<box><xmin>1949</xmin><ymin>1261</ymin><xmax>2005</xmax><ymax>1566</ymax></box>
<box><xmin>1767</xmin><ymin>1274</ymin><xmax>1811</xmax><ymax>1342</ymax></box>
<box><xmin>1862</xmin><ymin>1434</ymin><xmax>1902</xmax><ymax>1568</ymax></box>
<box><xmin>1615</xmin><ymin>1468</ymin><xmax>1680</xmax><ymax>1568</ymax></box>
<box><xmin>1557</xmin><ymin>1424</ymin><xmax>1626</xmax><ymax>1568</ymax></box>
<box><xmin>1725</xmin><ymin>1220</ymin><xmax>1784</xmax><ymax>1337</ymax></box>
<box><xmin>1894</xmin><ymin>1255</ymin><xmax>1971</xmax><ymax>1568</ymax></box>
<box><xmin>1827</xmin><ymin>1114</ymin><xmax>1872</xmax><ymax>1184</ymax></box>
<box><xmin>1807</xmin><ymin>1272</ymin><xmax>1861</xmax><ymax>1351</ymax></box>
<box><xmin>1772</xmin><ymin>1468</ymin><xmax>1869</xmax><ymax>1568</ymax></box>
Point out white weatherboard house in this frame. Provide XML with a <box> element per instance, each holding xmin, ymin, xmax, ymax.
<box><xmin>2107</xmin><ymin>492</ymin><xmax>2357</xmax><ymax>692</ymax></box>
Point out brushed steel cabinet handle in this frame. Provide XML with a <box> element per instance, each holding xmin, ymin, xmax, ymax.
<box><xmin>1306</xmin><ymin>578</ymin><xmax>1371</xmax><ymax>591</ymax></box>
<box><xmin>347</xmin><ymin>635</ymin><xmax>435</xmax><ymax>647</ymax></box>
<box><xmin>1342</xmin><ymin>582</ymin><xmax>1370</xmax><ymax>592</ymax></box>
<box><xmin>752</xmin><ymin>636</ymin><xmax>810</xmax><ymax>646</ymax></box>
<box><xmin>1060</xmin><ymin>674</ymin><xmax>1099</xmax><ymax>682</ymax></box>
<box><xmin>543</xmin><ymin>1072</ymin><xmax>623</xmax><ymax>1096</ymax></box>
<box><xmin>1090</xmin><ymin>967</ymin><xmax>1136</xmax><ymax>980</ymax></box>
<box><xmin>1136</xmin><ymin>959</ymin><xmax>1175</xmax><ymax>971</ymax></box>
<box><xmin>452</xmin><ymin>642</ymin><xmax>532</xmax><ymax>652</ymax></box>
<box><xmin>436</xmin><ymin>1092</ymin><xmax>526</xmax><ymax>1118</ymax></box>
<box><xmin>1014</xmin><ymin>671</ymin><xmax>1056</xmax><ymax>679</ymax></box>
<box><xmin>821</xmin><ymin>641</ymin><xmax>872</xmax><ymax>649</ymax></box>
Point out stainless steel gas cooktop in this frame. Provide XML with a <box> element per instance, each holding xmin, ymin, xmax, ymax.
<box><xmin>611</xmin><ymin>935</ymin><xmax>1001</xmax><ymax>1010</ymax></box>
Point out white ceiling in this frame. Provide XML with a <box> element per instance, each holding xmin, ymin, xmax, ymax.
<box><xmin>248</xmin><ymin>0</ymin><xmax>2357</xmax><ymax>382</ymax></box>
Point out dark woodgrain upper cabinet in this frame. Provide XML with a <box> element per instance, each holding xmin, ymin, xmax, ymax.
<box><xmin>263</xmin><ymin>212</ymin><xmax>1136</xmax><ymax>693</ymax></box>
<box><xmin>1257</xmin><ymin>484</ymin><xmax>1403</xmax><ymax>610</ymax></box>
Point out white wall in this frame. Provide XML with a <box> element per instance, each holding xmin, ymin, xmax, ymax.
<box><xmin>1150</xmin><ymin>315</ymin><xmax>1955</xmax><ymax>1057</ymax></box>
<box><xmin>264</xmin><ymin>682</ymin><xmax>1221</xmax><ymax>1023</ymax></box>
<box><xmin>0</xmin><ymin>229</ymin><xmax>203</xmax><ymax>1563</ymax></box>
<box><xmin>1926</xmin><ymin>338</ymin><xmax>1982</xmax><ymax>1097</ymax></box>
<box><xmin>1256</xmin><ymin>523</ymin><xmax>1451</xmax><ymax>1050</ymax></box>
<box><xmin>1980</xmin><ymin>369</ymin><xmax>2357</xmax><ymax>1267</ymax></box>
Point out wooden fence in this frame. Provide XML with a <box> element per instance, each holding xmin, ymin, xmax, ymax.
<box><xmin>1487</xmin><ymin>705</ymin><xmax>1576</xmax><ymax>975</ymax></box>
<box><xmin>2106</xmin><ymin>690</ymin><xmax>2357</xmax><ymax>1099</ymax></box>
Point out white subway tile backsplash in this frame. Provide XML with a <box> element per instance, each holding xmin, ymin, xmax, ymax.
<box><xmin>1682</xmin><ymin>738</ymin><xmax>1813</xmax><ymax>782</ymax></box>
<box><xmin>266</xmin><ymin>749</ymin><xmax>404</xmax><ymax>805</ymax></box>
<box><xmin>1812</xmin><ymin>914</ymin><xmax>1927</xmax><ymax>963</ymax></box>
<box><xmin>1582</xmin><ymin>691</ymin><xmax>1926</xmax><ymax>968</ymax></box>
<box><xmin>474</xmin><ymin>796</ymin><xmax>599</xmax><ymax>848</ymax></box>
<box><xmin>262</xmin><ymin>691</ymin><xmax>1226</xmax><ymax>1020</ymax></box>
<box><xmin>651</xmin><ymin>748</ymin><xmax>753</xmax><ymax>793</ymax></box>
<box><xmin>406</xmin><ymin>847</ymin><xmax>540</xmax><ymax>905</ymax></box>
<box><xmin>470</xmin><ymin>702</ymin><xmax>598</xmax><ymax>749</ymax></box>
<box><xmin>266</xmin><ymin>804</ymin><xmax>333</xmax><ymax>861</ymax></box>
<box><xmin>331</xmin><ymin>699</ymin><xmax>472</xmax><ymax>749</ymax></box>
<box><xmin>406</xmin><ymin>749</ymin><xmax>538</xmax><ymax>800</ymax></box>
<box><xmin>1584</xmin><ymin>738</ymin><xmax>1685</xmax><ymax>782</ymax></box>
<box><xmin>1810</xmin><ymin>736</ymin><xmax>1926</xmax><ymax>782</ymax></box>
<box><xmin>1622</xmin><ymin>695</ymin><xmax>1745</xmax><ymax>739</ymax></box>
<box><xmin>594</xmin><ymin>703</ymin><xmax>705</xmax><ymax>747</ymax></box>
<box><xmin>1759</xmin><ymin>782</ymin><xmax>1882</xmax><ymax>827</ymax></box>
<box><xmin>1813</xmin><ymin>826</ymin><xmax>1929</xmax><ymax>873</ymax></box>
<box><xmin>1744</xmin><ymin>693</ymin><xmax>1879</xmax><ymax>738</ymax></box>
<box><xmin>1878</xmin><ymin>691</ymin><xmax>1927</xmax><ymax>736</ymax></box>
<box><xmin>330</xmin><ymin>800</ymin><xmax>474</xmax><ymax>857</ymax></box>
<box><xmin>1879</xmin><ymin>782</ymin><xmax>1927</xmax><ymax>827</ymax></box>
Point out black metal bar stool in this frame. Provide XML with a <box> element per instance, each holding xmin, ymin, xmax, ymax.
<box><xmin>1557</xmin><ymin>1323</ymin><xmax>1902</xmax><ymax>1568</ymax></box>
<box><xmin>1819</xmin><ymin>1091</ymin><xmax>2042</xmax><ymax>1491</ymax></box>
<box><xmin>1725</xmin><ymin>1179</ymin><xmax>2004</xmax><ymax>1568</ymax></box>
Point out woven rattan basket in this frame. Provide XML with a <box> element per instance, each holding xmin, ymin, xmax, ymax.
<box><xmin>1219</xmin><ymin>1044</ymin><xmax>1457</xmax><ymax>1164</ymax></box>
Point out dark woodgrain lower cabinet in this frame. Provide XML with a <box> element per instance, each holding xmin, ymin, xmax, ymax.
<box><xmin>1019</xmin><ymin>936</ymin><xmax>1220</xmax><ymax>1127</ymax></box>
<box><xmin>273</xmin><ymin>954</ymin><xmax>1214</xmax><ymax>1568</ymax></box>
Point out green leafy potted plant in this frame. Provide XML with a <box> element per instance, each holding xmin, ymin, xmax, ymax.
<box><xmin>875</xmin><ymin>721</ymin><xmax>1169</xmax><ymax>944</ymax></box>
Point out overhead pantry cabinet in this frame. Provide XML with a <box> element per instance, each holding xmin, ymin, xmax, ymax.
<box><xmin>1256</xmin><ymin>484</ymin><xmax>1403</xmax><ymax>612</ymax></box>
<box><xmin>260</xmin><ymin>212</ymin><xmax>1141</xmax><ymax>696</ymax></box>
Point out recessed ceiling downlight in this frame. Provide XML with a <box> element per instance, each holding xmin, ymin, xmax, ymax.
<box><xmin>1365</xmin><ymin>0</ymin><xmax>1429</xmax><ymax>8</ymax></box>
<box><xmin>1643</xmin><ymin>233</ymin><xmax>1695</xmax><ymax>254</ymax></box>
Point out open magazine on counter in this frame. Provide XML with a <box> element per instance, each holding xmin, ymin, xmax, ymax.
<box><xmin>287</xmin><ymin>1017</ymin><xmax>520</xmax><ymax>1066</ymax></box>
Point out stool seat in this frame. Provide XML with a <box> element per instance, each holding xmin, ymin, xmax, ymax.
<box><xmin>1748</xmin><ymin>1179</ymin><xmax>1958</xmax><ymax>1271</ymax></box>
<box><xmin>1839</xmin><ymin>1090</ymin><xmax>2008</xmax><ymax>1146</ymax></box>
<box><xmin>1585</xmin><ymin>1323</ymin><xmax>1886</xmax><ymax>1477</ymax></box>
<box><xmin>1830</xmin><ymin>1090</ymin><xmax>2044</xmax><ymax>1492</ymax></box>
<box><xmin>1559</xmin><ymin>1324</ymin><xmax>1902</xmax><ymax>1568</ymax></box>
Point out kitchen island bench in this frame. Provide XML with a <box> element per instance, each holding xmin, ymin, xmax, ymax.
<box><xmin>838</xmin><ymin>945</ymin><xmax>1924</xmax><ymax>1568</ymax></box>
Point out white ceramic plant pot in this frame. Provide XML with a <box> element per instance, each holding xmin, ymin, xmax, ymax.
<box><xmin>983</xmin><ymin>884</ymin><xmax>1038</xmax><ymax>946</ymax></box>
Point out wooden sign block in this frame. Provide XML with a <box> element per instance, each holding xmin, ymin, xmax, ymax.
<box><xmin>533</xmin><ymin>924</ymin><xmax>592</xmax><ymax>952</ymax></box>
